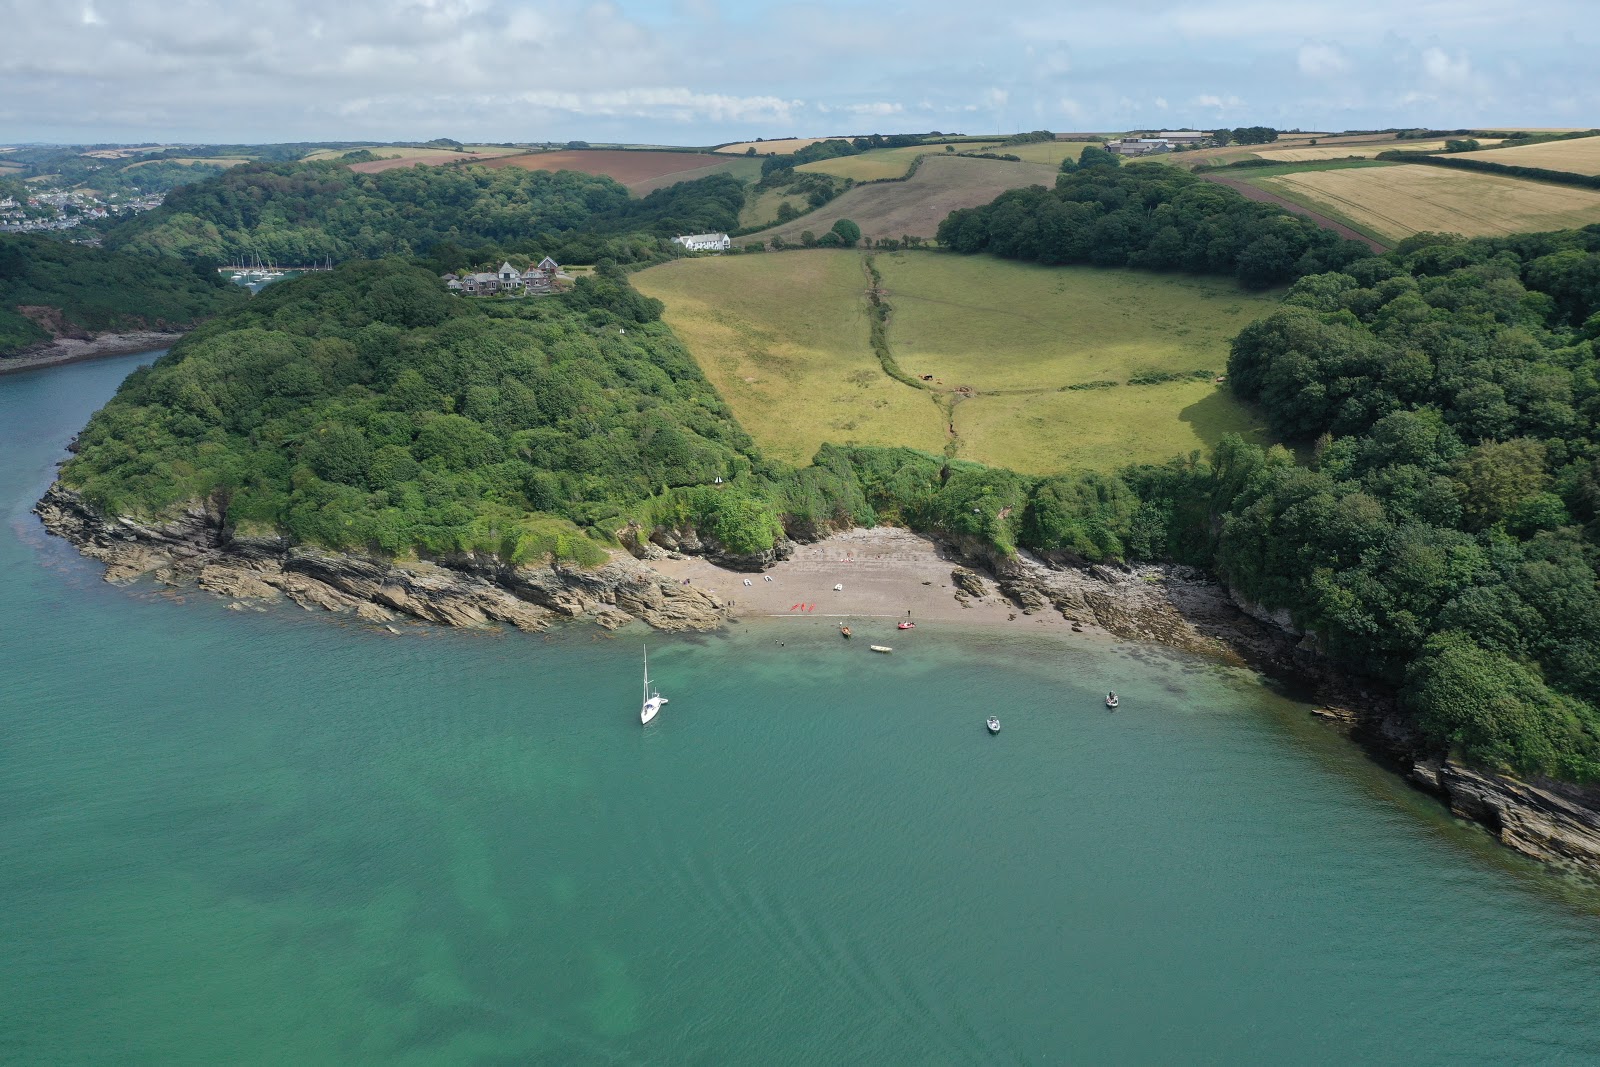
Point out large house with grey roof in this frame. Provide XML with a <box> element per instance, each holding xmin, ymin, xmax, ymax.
<box><xmin>672</xmin><ymin>232</ymin><xmax>732</xmax><ymax>252</ymax></box>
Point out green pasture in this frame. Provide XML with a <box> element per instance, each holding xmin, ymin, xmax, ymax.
<box><xmin>953</xmin><ymin>379</ymin><xmax>1272</xmax><ymax>474</ymax></box>
<box><xmin>633</xmin><ymin>253</ymin><xmax>947</xmax><ymax>464</ymax></box>
<box><xmin>797</xmin><ymin>142</ymin><xmax>1004</xmax><ymax>182</ymax></box>
<box><xmin>973</xmin><ymin>141</ymin><xmax>1093</xmax><ymax>166</ymax></box>
<box><xmin>636</xmin><ymin>250</ymin><xmax>1281</xmax><ymax>474</ymax></box>
<box><xmin>880</xmin><ymin>254</ymin><xmax>1281</xmax><ymax>389</ymax></box>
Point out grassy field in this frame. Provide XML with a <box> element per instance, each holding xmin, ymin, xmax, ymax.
<box><xmin>635</xmin><ymin>250</ymin><xmax>1281</xmax><ymax>473</ymax></box>
<box><xmin>738</xmin><ymin>186</ymin><xmax>811</xmax><ymax>230</ymax></box>
<box><xmin>715</xmin><ymin>138</ymin><xmax>836</xmax><ymax>155</ymax></box>
<box><xmin>793</xmin><ymin>143</ymin><xmax>1004</xmax><ymax>181</ymax></box>
<box><xmin>481</xmin><ymin>149</ymin><xmax>730</xmax><ymax>189</ymax></box>
<box><xmin>883</xmin><ymin>255</ymin><xmax>1280</xmax><ymax>390</ymax></box>
<box><xmin>633</xmin><ymin>254</ymin><xmax>946</xmax><ymax>464</ymax></box>
<box><xmin>982</xmin><ymin>141</ymin><xmax>1093</xmax><ymax>167</ymax></box>
<box><xmin>953</xmin><ymin>379</ymin><xmax>1270</xmax><ymax>473</ymax></box>
<box><xmin>745</xmin><ymin>155</ymin><xmax>1059</xmax><ymax>244</ymax></box>
<box><xmin>1254</xmin><ymin>164</ymin><xmax>1600</xmax><ymax>242</ymax></box>
<box><xmin>1459</xmin><ymin>136</ymin><xmax>1600</xmax><ymax>176</ymax></box>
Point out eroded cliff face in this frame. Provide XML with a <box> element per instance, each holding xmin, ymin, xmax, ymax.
<box><xmin>34</xmin><ymin>484</ymin><xmax>727</xmax><ymax>633</ymax></box>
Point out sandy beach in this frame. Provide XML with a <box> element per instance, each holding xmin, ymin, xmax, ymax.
<box><xmin>647</xmin><ymin>527</ymin><xmax>1075</xmax><ymax>637</ymax></box>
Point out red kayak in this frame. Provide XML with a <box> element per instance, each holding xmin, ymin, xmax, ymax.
<box><xmin>897</xmin><ymin>621</ymin><xmax>915</xmax><ymax>630</ymax></box>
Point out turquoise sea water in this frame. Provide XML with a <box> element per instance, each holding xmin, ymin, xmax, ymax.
<box><xmin>6</xmin><ymin>354</ymin><xmax>1600</xmax><ymax>1065</ymax></box>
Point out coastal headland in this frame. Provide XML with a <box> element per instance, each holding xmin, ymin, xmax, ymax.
<box><xmin>36</xmin><ymin>481</ymin><xmax>1600</xmax><ymax>875</ymax></box>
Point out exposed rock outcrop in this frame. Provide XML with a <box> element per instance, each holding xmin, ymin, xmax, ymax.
<box><xmin>35</xmin><ymin>483</ymin><xmax>727</xmax><ymax>634</ymax></box>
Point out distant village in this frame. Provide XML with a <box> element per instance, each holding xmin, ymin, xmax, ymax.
<box><xmin>0</xmin><ymin>189</ymin><xmax>163</xmax><ymax>234</ymax></box>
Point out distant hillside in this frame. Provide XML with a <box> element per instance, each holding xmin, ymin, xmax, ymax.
<box><xmin>102</xmin><ymin>161</ymin><xmax>747</xmax><ymax>266</ymax></box>
<box><xmin>0</xmin><ymin>235</ymin><xmax>245</xmax><ymax>357</ymax></box>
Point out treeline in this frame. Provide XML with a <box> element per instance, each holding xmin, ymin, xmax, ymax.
<box><xmin>1212</xmin><ymin>127</ymin><xmax>1279</xmax><ymax>146</ymax></box>
<box><xmin>1194</xmin><ymin>227</ymin><xmax>1600</xmax><ymax>779</ymax></box>
<box><xmin>937</xmin><ymin>164</ymin><xmax>1373</xmax><ymax>287</ymax></box>
<box><xmin>1375</xmin><ymin>150</ymin><xmax>1600</xmax><ymax>191</ymax></box>
<box><xmin>0</xmin><ymin>234</ymin><xmax>245</xmax><ymax>356</ymax></box>
<box><xmin>102</xmin><ymin>162</ymin><xmax>746</xmax><ymax>266</ymax></box>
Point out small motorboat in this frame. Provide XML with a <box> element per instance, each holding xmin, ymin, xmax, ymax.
<box><xmin>1105</xmin><ymin>691</ymin><xmax>1119</xmax><ymax>709</ymax></box>
<box><xmin>839</xmin><ymin>625</ymin><xmax>853</xmax><ymax>639</ymax></box>
<box><xmin>870</xmin><ymin>645</ymin><xmax>893</xmax><ymax>654</ymax></box>
<box><xmin>897</xmin><ymin>621</ymin><xmax>915</xmax><ymax>630</ymax></box>
<box><xmin>986</xmin><ymin>716</ymin><xmax>1001</xmax><ymax>734</ymax></box>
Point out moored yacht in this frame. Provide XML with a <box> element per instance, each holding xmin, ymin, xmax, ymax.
<box><xmin>641</xmin><ymin>646</ymin><xmax>667</xmax><ymax>724</ymax></box>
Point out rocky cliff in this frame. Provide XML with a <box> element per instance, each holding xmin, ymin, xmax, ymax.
<box><xmin>35</xmin><ymin>483</ymin><xmax>727</xmax><ymax>633</ymax></box>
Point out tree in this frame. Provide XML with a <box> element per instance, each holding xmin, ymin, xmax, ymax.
<box><xmin>830</xmin><ymin>219</ymin><xmax>862</xmax><ymax>248</ymax></box>
<box><xmin>800</xmin><ymin>230</ymin><xmax>817</xmax><ymax>248</ymax></box>
<box><xmin>745</xmin><ymin>147</ymin><xmax>756</xmax><ymax>156</ymax></box>
<box><xmin>1211</xmin><ymin>129</ymin><xmax>1232</xmax><ymax>146</ymax></box>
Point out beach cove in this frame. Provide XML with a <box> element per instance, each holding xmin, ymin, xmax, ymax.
<box><xmin>8</xmin><ymin>352</ymin><xmax>1600</xmax><ymax>1061</ymax></box>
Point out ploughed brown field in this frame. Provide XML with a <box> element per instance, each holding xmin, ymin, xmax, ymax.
<box><xmin>481</xmin><ymin>149</ymin><xmax>726</xmax><ymax>188</ymax></box>
<box><xmin>743</xmin><ymin>154</ymin><xmax>1060</xmax><ymax>244</ymax></box>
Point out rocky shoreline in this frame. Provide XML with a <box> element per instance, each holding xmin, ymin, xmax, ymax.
<box><xmin>0</xmin><ymin>330</ymin><xmax>186</xmax><ymax>376</ymax></box>
<box><xmin>33</xmin><ymin>481</ymin><xmax>1600</xmax><ymax>876</ymax></box>
<box><xmin>34</xmin><ymin>484</ymin><xmax>727</xmax><ymax>633</ymax></box>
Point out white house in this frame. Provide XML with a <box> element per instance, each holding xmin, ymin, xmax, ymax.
<box><xmin>1157</xmin><ymin>131</ymin><xmax>1211</xmax><ymax>143</ymax></box>
<box><xmin>672</xmin><ymin>232</ymin><xmax>732</xmax><ymax>252</ymax></box>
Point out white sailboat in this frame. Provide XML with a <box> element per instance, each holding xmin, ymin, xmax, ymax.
<box><xmin>640</xmin><ymin>646</ymin><xmax>667</xmax><ymax>724</ymax></box>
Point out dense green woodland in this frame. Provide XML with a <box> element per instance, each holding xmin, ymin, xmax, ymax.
<box><xmin>0</xmin><ymin>235</ymin><xmax>245</xmax><ymax>356</ymax></box>
<box><xmin>58</xmin><ymin>161</ymin><xmax>1600</xmax><ymax>785</ymax></box>
<box><xmin>937</xmin><ymin>163</ymin><xmax>1372</xmax><ymax>287</ymax></box>
<box><xmin>102</xmin><ymin>161</ymin><xmax>745</xmax><ymax>265</ymax></box>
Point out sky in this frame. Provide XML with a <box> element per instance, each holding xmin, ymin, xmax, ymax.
<box><xmin>0</xmin><ymin>0</ymin><xmax>1594</xmax><ymax>145</ymax></box>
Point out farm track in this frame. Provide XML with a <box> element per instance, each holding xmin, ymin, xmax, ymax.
<box><xmin>1201</xmin><ymin>174</ymin><xmax>1387</xmax><ymax>251</ymax></box>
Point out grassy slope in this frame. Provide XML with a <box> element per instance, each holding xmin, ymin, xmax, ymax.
<box><xmin>883</xmin><ymin>255</ymin><xmax>1279</xmax><ymax>388</ymax></box>
<box><xmin>975</xmin><ymin>142</ymin><xmax>1092</xmax><ymax>166</ymax></box>
<box><xmin>1253</xmin><ymin>164</ymin><xmax>1600</xmax><ymax>242</ymax></box>
<box><xmin>954</xmin><ymin>380</ymin><xmax>1270</xmax><ymax>473</ymax></box>
<box><xmin>633</xmin><ymin>253</ymin><xmax>946</xmax><ymax>464</ymax></box>
<box><xmin>796</xmin><ymin>145</ymin><xmax>955</xmax><ymax>182</ymax></box>
<box><xmin>878</xmin><ymin>254</ymin><xmax>1279</xmax><ymax>471</ymax></box>
<box><xmin>636</xmin><ymin>250</ymin><xmax>1281</xmax><ymax>474</ymax></box>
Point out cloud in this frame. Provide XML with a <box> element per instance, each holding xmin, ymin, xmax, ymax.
<box><xmin>1298</xmin><ymin>43</ymin><xmax>1349</xmax><ymax>77</ymax></box>
<box><xmin>1421</xmin><ymin>46</ymin><xmax>1472</xmax><ymax>87</ymax></box>
<box><xmin>0</xmin><ymin>0</ymin><xmax>1590</xmax><ymax>142</ymax></box>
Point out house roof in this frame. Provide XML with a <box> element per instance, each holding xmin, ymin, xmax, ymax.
<box><xmin>676</xmin><ymin>232</ymin><xmax>729</xmax><ymax>243</ymax></box>
<box><xmin>498</xmin><ymin>261</ymin><xmax>519</xmax><ymax>275</ymax></box>
<box><xmin>538</xmin><ymin>256</ymin><xmax>559</xmax><ymax>269</ymax></box>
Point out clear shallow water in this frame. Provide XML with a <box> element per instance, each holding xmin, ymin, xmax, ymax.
<box><xmin>5</xmin><ymin>355</ymin><xmax>1600</xmax><ymax>1065</ymax></box>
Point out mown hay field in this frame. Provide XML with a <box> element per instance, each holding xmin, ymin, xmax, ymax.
<box><xmin>633</xmin><ymin>253</ymin><xmax>946</xmax><ymax>464</ymax></box>
<box><xmin>635</xmin><ymin>250</ymin><xmax>1279</xmax><ymax>473</ymax></box>
<box><xmin>1459</xmin><ymin>136</ymin><xmax>1600</xmax><ymax>176</ymax></box>
<box><xmin>1254</xmin><ymin>164</ymin><xmax>1600</xmax><ymax>242</ymax></box>
<box><xmin>745</xmin><ymin>155</ymin><xmax>1059</xmax><ymax>244</ymax></box>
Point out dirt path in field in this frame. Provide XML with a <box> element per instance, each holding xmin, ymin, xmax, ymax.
<box><xmin>1201</xmin><ymin>174</ymin><xmax>1388</xmax><ymax>251</ymax></box>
